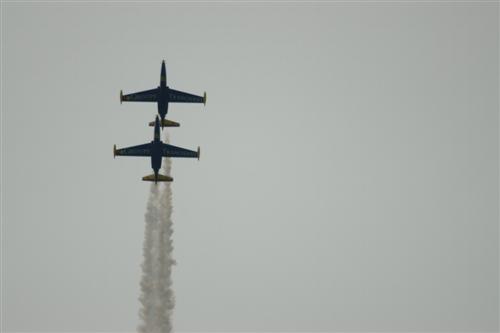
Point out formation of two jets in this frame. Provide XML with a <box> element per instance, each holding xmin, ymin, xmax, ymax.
<box><xmin>114</xmin><ymin>61</ymin><xmax>206</xmax><ymax>183</ymax></box>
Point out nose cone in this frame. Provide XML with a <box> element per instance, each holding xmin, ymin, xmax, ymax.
<box><xmin>161</xmin><ymin>61</ymin><xmax>166</xmax><ymax>84</ymax></box>
<box><xmin>154</xmin><ymin>117</ymin><xmax>161</xmax><ymax>139</ymax></box>
<box><xmin>155</xmin><ymin>115</ymin><xmax>160</xmax><ymax>129</ymax></box>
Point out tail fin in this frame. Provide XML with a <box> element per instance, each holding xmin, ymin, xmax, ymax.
<box><xmin>142</xmin><ymin>174</ymin><xmax>173</xmax><ymax>182</ymax></box>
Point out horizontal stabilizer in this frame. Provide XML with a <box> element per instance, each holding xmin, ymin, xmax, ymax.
<box><xmin>149</xmin><ymin>119</ymin><xmax>180</xmax><ymax>127</ymax></box>
<box><xmin>142</xmin><ymin>174</ymin><xmax>173</xmax><ymax>182</ymax></box>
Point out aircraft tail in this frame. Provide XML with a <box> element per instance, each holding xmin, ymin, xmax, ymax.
<box><xmin>149</xmin><ymin>119</ymin><xmax>180</xmax><ymax>127</ymax></box>
<box><xmin>142</xmin><ymin>174</ymin><xmax>173</xmax><ymax>182</ymax></box>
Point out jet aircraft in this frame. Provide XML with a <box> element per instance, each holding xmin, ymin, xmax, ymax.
<box><xmin>114</xmin><ymin>116</ymin><xmax>200</xmax><ymax>183</ymax></box>
<box><xmin>120</xmin><ymin>60</ymin><xmax>206</xmax><ymax>128</ymax></box>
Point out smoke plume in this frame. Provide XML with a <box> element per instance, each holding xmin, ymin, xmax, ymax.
<box><xmin>138</xmin><ymin>134</ymin><xmax>175</xmax><ymax>333</ymax></box>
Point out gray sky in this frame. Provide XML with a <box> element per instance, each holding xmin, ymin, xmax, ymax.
<box><xmin>2</xmin><ymin>2</ymin><xmax>499</xmax><ymax>332</ymax></box>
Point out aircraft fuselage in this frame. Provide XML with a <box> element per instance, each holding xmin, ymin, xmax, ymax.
<box><xmin>156</xmin><ymin>61</ymin><xmax>169</xmax><ymax>122</ymax></box>
<box><xmin>157</xmin><ymin>85</ymin><xmax>169</xmax><ymax>121</ymax></box>
<box><xmin>150</xmin><ymin>117</ymin><xmax>163</xmax><ymax>180</ymax></box>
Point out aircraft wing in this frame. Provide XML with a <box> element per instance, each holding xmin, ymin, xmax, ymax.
<box><xmin>168</xmin><ymin>88</ymin><xmax>206</xmax><ymax>104</ymax></box>
<box><xmin>121</xmin><ymin>88</ymin><xmax>158</xmax><ymax>103</ymax></box>
<box><xmin>114</xmin><ymin>143</ymin><xmax>151</xmax><ymax>157</ymax></box>
<box><xmin>162</xmin><ymin>143</ymin><xmax>199</xmax><ymax>159</ymax></box>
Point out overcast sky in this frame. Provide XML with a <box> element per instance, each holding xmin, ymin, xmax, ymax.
<box><xmin>2</xmin><ymin>2</ymin><xmax>499</xmax><ymax>332</ymax></box>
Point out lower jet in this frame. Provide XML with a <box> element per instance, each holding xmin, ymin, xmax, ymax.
<box><xmin>113</xmin><ymin>116</ymin><xmax>200</xmax><ymax>183</ymax></box>
<box><xmin>120</xmin><ymin>60</ymin><xmax>206</xmax><ymax>128</ymax></box>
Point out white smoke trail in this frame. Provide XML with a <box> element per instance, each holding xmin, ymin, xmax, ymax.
<box><xmin>138</xmin><ymin>133</ymin><xmax>175</xmax><ymax>333</ymax></box>
<box><xmin>138</xmin><ymin>184</ymin><xmax>160</xmax><ymax>333</ymax></box>
<box><xmin>156</xmin><ymin>153</ymin><xmax>176</xmax><ymax>333</ymax></box>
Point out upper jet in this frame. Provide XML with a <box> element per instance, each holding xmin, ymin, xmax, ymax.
<box><xmin>120</xmin><ymin>60</ymin><xmax>206</xmax><ymax>128</ymax></box>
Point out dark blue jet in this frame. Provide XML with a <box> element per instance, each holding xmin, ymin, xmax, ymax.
<box><xmin>120</xmin><ymin>60</ymin><xmax>206</xmax><ymax>128</ymax></box>
<box><xmin>114</xmin><ymin>116</ymin><xmax>200</xmax><ymax>183</ymax></box>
